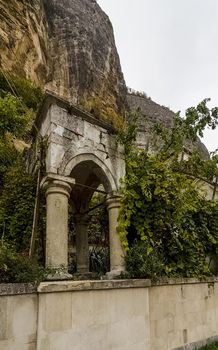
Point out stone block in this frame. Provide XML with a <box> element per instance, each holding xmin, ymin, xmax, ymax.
<box><xmin>43</xmin><ymin>293</ymin><xmax>72</xmax><ymax>332</ymax></box>
<box><xmin>0</xmin><ymin>297</ymin><xmax>8</xmax><ymax>341</ymax></box>
<box><xmin>50</xmin><ymin>105</ymin><xmax>84</xmax><ymax>136</ymax></box>
<box><xmin>0</xmin><ymin>340</ymin><xmax>36</xmax><ymax>350</ymax></box>
<box><xmin>10</xmin><ymin>295</ymin><xmax>37</xmax><ymax>340</ymax></box>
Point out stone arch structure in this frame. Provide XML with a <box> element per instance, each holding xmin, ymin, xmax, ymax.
<box><xmin>33</xmin><ymin>92</ymin><xmax>125</xmax><ymax>279</ymax></box>
<box><xmin>64</xmin><ymin>153</ymin><xmax>117</xmax><ymax>192</ymax></box>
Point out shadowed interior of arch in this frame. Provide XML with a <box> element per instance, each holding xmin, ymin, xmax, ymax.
<box><xmin>68</xmin><ymin>159</ymin><xmax>111</xmax><ymax>275</ymax></box>
<box><xmin>70</xmin><ymin>159</ymin><xmax>113</xmax><ymax>212</ymax></box>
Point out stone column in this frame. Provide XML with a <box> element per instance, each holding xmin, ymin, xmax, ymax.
<box><xmin>75</xmin><ymin>214</ymin><xmax>89</xmax><ymax>273</ymax></box>
<box><xmin>106</xmin><ymin>194</ymin><xmax>125</xmax><ymax>278</ymax></box>
<box><xmin>42</xmin><ymin>174</ymin><xmax>74</xmax><ymax>279</ymax></box>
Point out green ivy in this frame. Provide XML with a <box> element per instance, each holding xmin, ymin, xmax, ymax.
<box><xmin>0</xmin><ymin>71</ymin><xmax>45</xmax><ymax>282</ymax></box>
<box><xmin>199</xmin><ymin>342</ymin><xmax>218</xmax><ymax>350</ymax></box>
<box><xmin>0</xmin><ymin>72</ymin><xmax>43</xmax><ymax>111</ymax></box>
<box><xmin>0</xmin><ymin>161</ymin><xmax>36</xmax><ymax>251</ymax></box>
<box><xmin>119</xmin><ymin>100</ymin><xmax>218</xmax><ymax>278</ymax></box>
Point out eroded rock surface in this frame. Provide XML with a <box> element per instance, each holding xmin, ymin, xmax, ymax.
<box><xmin>0</xmin><ymin>0</ymin><xmax>126</xmax><ymax>125</ymax></box>
<box><xmin>0</xmin><ymin>0</ymin><xmax>48</xmax><ymax>85</ymax></box>
<box><xmin>127</xmin><ymin>93</ymin><xmax>209</xmax><ymax>159</ymax></box>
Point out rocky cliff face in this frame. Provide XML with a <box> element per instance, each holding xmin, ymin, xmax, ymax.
<box><xmin>0</xmin><ymin>0</ymin><xmax>210</xmax><ymax>155</ymax></box>
<box><xmin>0</xmin><ymin>0</ymin><xmax>126</xmax><ymax>125</ymax></box>
<box><xmin>44</xmin><ymin>0</ymin><xmax>127</xmax><ymax>124</ymax></box>
<box><xmin>127</xmin><ymin>93</ymin><xmax>209</xmax><ymax>159</ymax></box>
<box><xmin>0</xmin><ymin>0</ymin><xmax>48</xmax><ymax>85</ymax></box>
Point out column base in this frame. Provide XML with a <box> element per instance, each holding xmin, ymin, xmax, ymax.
<box><xmin>74</xmin><ymin>272</ymin><xmax>98</xmax><ymax>280</ymax></box>
<box><xmin>105</xmin><ymin>269</ymin><xmax>125</xmax><ymax>280</ymax></box>
<box><xmin>46</xmin><ymin>269</ymin><xmax>73</xmax><ymax>281</ymax></box>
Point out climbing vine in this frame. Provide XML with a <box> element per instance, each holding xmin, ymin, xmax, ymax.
<box><xmin>119</xmin><ymin>100</ymin><xmax>218</xmax><ymax>278</ymax></box>
<box><xmin>0</xmin><ymin>71</ymin><xmax>46</xmax><ymax>282</ymax></box>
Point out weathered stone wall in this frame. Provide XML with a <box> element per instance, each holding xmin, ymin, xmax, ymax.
<box><xmin>1</xmin><ymin>279</ymin><xmax>218</xmax><ymax>350</ymax></box>
<box><xmin>37</xmin><ymin>94</ymin><xmax>125</xmax><ymax>193</ymax></box>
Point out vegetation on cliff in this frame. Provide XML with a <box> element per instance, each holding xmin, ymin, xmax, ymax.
<box><xmin>0</xmin><ymin>0</ymin><xmax>127</xmax><ymax>128</ymax></box>
<box><xmin>0</xmin><ymin>72</ymin><xmax>46</xmax><ymax>283</ymax></box>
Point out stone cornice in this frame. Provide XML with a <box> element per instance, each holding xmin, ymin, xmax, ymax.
<box><xmin>33</xmin><ymin>90</ymin><xmax>117</xmax><ymax>138</ymax></box>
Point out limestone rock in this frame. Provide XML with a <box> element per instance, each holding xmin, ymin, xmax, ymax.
<box><xmin>0</xmin><ymin>0</ymin><xmax>49</xmax><ymax>85</ymax></box>
<box><xmin>0</xmin><ymin>0</ymin><xmax>126</xmax><ymax>125</ymax></box>
<box><xmin>44</xmin><ymin>0</ymin><xmax>127</xmax><ymax>124</ymax></box>
<box><xmin>127</xmin><ymin>93</ymin><xmax>209</xmax><ymax>159</ymax></box>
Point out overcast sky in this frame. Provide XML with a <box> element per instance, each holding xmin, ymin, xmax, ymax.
<box><xmin>97</xmin><ymin>0</ymin><xmax>218</xmax><ymax>152</ymax></box>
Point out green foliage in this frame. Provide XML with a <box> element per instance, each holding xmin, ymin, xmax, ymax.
<box><xmin>0</xmin><ymin>71</ymin><xmax>43</xmax><ymax>140</ymax></box>
<box><xmin>0</xmin><ymin>71</ymin><xmax>45</xmax><ymax>282</ymax></box>
<box><xmin>68</xmin><ymin>194</ymin><xmax>110</xmax><ymax>275</ymax></box>
<box><xmin>88</xmin><ymin>194</ymin><xmax>110</xmax><ymax>274</ymax></box>
<box><xmin>0</xmin><ymin>161</ymin><xmax>36</xmax><ymax>251</ymax></box>
<box><xmin>89</xmin><ymin>247</ymin><xmax>110</xmax><ymax>275</ymax></box>
<box><xmin>0</xmin><ymin>72</ymin><xmax>43</xmax><ymax>111</ymax></box>
<box><xmin>0</xmin><ymin>244</ymin><xmax>47</xmax><ymax>283</ymax></box>
<box><xmin>124</xmin><ymin>240</ymin><xmax>164</xmax><ymax>279</ymax></box>
<box><xmin>0</xmin><ymin>72</ymin><xmax>43</xmax><ymax>184</ymax></box>
<box><xmin>88</xmin><ymin>194</ymin><xmax>109</xmax><ymax>245</ymax></box>
<box><xmin>0</xmin><ymin>94</ymin><xmax>32</xmax><ymax>138</ymax></box>
<box><xmin>119</xmin><ymin>99</ymin><xmax>218</xmax><ymax>278</ymax></box>
<box><xmin>199</xmin><ymin>342</ymin><xmax>218</xmax><ymax>350</ymax></box>
<box><xmin>0</xmin><ymin>136</ymin><xmax>19</xmax><ymax>185</ymax></box>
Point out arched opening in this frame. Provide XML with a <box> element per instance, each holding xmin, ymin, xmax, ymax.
<box><xmin>42</xmin><ymin>154</ymin><xmax>124</xmax><ymax>279</ymax></box>
<box><xmin>65</xmin><ymin>155</ymin><xmax>117</xmax><ymax>276</ymax></box>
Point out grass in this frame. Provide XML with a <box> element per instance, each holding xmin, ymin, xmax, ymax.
<box><xmin>199</xmin><ymin>342</ymin><xmax>218</xmax><ymax>349</ymax></box>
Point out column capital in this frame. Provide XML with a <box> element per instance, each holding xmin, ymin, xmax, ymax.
<box><xmin>106</xmin><ymin>192</ymin><xmax>122</xmax><ymax>210</ymax></box>
<box><xmin>41</xmin><ymin>173</ymin><xmax>75</xmax><ymax>199</ymax></box>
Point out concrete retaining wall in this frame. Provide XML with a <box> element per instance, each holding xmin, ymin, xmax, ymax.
<box><xmin>0</xmin><ymin>292</ymin><xmax>37</xmax><ymax>350</ymax></box>
<box><xmin>0</xmin><ymin>279</ymin><xmax>218</xmax><ymax>350</ymax></box>
<box><xmin>149</xmin><ymin>279</ymin><xmax>218</xmax><ymax>350</ymax></box>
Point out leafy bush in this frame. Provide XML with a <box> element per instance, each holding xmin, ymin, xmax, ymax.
<box><xmin>0</xmin><ymin>72</ymin><xmax>45</xmax><ymax>281</ymax></box>
<box><xmin>88</xmin><ymin>194</ymin><xmax>109</xmax><ymax>247</ymax></box>
<box><xmin>0</xmin><ymin>244</ymin><xmax>47</xmax><ymax>283</ymax></box>
<box><xmin>199</xmin><ymin>342</ymin><xmax>218</xmax><ymax>349</ymax></box>
<box><xmin>0</xmin><ymin>72</ymin><xmax>43</xmax><ymax>111</ymax></box>
<box><xmin>88</xmin><ymin>194</ymin><xmax>110</xmax><ymax>274</ymax></box>
<box><xmin>119</xmin><ymin>100</ymin><xmax>218</xmax><ymax>278</ymax></box>
<box><xmin>124</xmin><ymin>240</ymin><xmax>164</xmax><ymax>279</ymax></box>
<box><xmin>90</xmin><ymin>246</ymin><xmax>110</xmax><ymax>275</ymax></box>
<box><xmin>0</xmin><ymin>161</ymin><xmax>36</xmax><ymax>251</ymax></box>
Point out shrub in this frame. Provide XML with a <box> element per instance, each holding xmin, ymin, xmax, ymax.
<box><xmin>90</xmin><ymin>246</ymin><xmax>110</xmax><ymax>275</ymax></box>
<box><xmin>119</xmin><ymin>100</ymin><xmax>218</xmax><ymax>278</ymax></box>
<box><xmin>0</xmin><ymin>244</ymin><xmax>48</xmax><ymax>283</ymax></box>
<box><xmin>124</xmin><ymin>240</ymin><xmax>165</xmax><ymax>279</ymax></box>
<box><xmin>0</xmin><ymin>162</ymin><xmax>36</xmax><ymax>251</ymax></box>
<box><xmin>199</xmin><ymin>341</ymin><xmax>218</xmax><ymax>349</ymax></box>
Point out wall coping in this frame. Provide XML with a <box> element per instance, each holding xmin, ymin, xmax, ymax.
<box><xmin>1</xmin><ymin>277</ymin><xmax>218</xmax><ymax>296</ymax></box>
<box><xmin>0</xmin><ymin>283</ymin><xmax>37</xmax><ymax>296</ymax></box>
<box><xmin>37</xmin><ymin>279</ymin><xmax>151</xmax><ymax>293</ymax></box>
<box><xmin>34</xmin><ymin>91</ymin><xmax>117</xmax><ymax>137</ymax></box>
<box><xmin>151</xmin><ymin>276</ymin><xmax>218</xmax><ymax>286</ymax></box>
